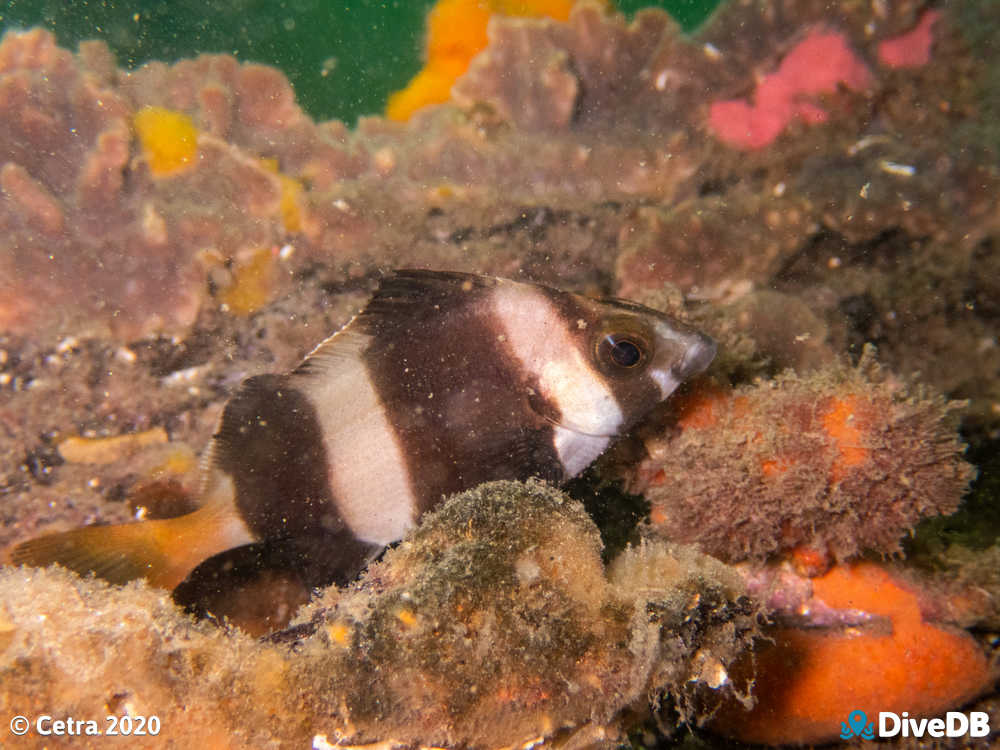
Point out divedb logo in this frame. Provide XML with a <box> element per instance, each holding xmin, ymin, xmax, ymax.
<box><xmin>841</xmin><ymin>709</ymin><xmax>991</xmax><ymax>740</ymax></box>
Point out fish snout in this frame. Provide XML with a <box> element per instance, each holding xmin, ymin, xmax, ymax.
<box><xmin>674</xmin><ymin>331</ymin><xmax>717</xmax><ymax>381</ymax></box>
<box><xmin>648</xmin><ymin>321</ymin><xmax>717</xmax><ymax>399</ymax></box>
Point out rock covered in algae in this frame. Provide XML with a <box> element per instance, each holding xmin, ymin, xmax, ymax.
<box><xmin>289</xmin><ymin>479</ymin><xmax>757</xmax><ymax>747</ymax></box>
<box><xmin>626</xmin><ymin>350</ymin><xmax>975</xmax><ymax>563</ymax></box>
<box><xmin>0</xmin><ymin>566</ymin><xmax>295</xmax><ymax>749</ymax></box>
<box><xmin>0</xmin><ymin>480</ymin><xmax>758</xmax><ymax>748</ymax></box>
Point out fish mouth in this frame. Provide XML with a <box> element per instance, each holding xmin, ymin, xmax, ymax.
<box><xmin>675</xmin><ymin>333</ymin><xmax>717</xmax><ymax>381</ymax></box>
<box><xmin>536</xmin><ymin>410</ymin><xmax>619</xmax><ymax>439</ymax></box>
<box><xmin>649</xmin><ymin>329</ymin><xmax>717</xmax><ymax>399</ymax></box>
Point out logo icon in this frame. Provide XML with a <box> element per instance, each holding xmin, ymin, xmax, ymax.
<box><xmin>841</xmin><ymin>709</ymin><xmax>875</xmax><ymax>740</ymax></box>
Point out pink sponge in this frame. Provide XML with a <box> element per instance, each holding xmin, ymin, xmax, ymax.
<box><xmin>709</xmin><ymin>30</ymin><xmax>873</xmax><ymax>150</ymax></box>
<box><xmin>878</xmin><ymin>10</ymin><xmax>941</xmax><ymax>68</ymax></box>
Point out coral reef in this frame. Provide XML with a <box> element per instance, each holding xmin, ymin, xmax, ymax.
<box><xmin>0</xmin><ymin>481</ymin><xmax>758</xmax><ymax>748</ymax></box>
<box><xmin>625</xmin><ymin>352</ymin><xmax>975</xmax><ymax>562</ymax></box>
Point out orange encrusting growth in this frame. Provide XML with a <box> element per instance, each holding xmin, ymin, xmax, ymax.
<box><xmin>668</xmin><ymin>385</ymin><xmax>803</xmax><ymax>481</ymax></box>
<box><xmin>278</xmin><ymin>175</ymin><xmax>304</xmax><ymax>233</ymax></box>
<box><xmin>133</xmin><ymin>106</ymin><xmax>199</xmax><ymax>176</ymax></box>
<box><xmin>788</xmin><ymin>545</ymin><xmax>830</xmax><ymax>577</ymax></box>
<box><xmin>714</xmin><ymin>562</ymin><xmax>994</xmax><ymax>745</ymax></box>
<box><xmin>672</xmin><ymin>388</ymin><xmax>872</xmax><ymax>484</ymax></box>
<box><xmin>758</xmin><ymin>395</ymin><xmax>871</xmax><ymax>481</ymax></box>
<box><xmin>386</xmin><ymin>0</ymin><xmax>602</xmax><ymax>121</ymax></box>
<box><xmin>672</xmin><ymin>383</ymin><xmax>737</xmax><ymax>430</ymax></box>
<box><xmin>822</xmin><ymin>395</ymin><xmax>868</xmax><ymax>480</ymax></box>
<box><xmin>326</xmin><ymin>622</ymin><xmax>351</xmax><ymax>647</ymax></box>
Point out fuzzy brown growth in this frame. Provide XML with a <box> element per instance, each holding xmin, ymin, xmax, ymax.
<box><xmin>286</xmin><ymin>479</ymin><xmax>757</xmax><ymax>747</ymax></box>
<box><xmin>628</xmin><ymin>352</ymin><xmax>976</xmax><ymax>563</ymax></box>
<box><xmin>0</xmin><ymin>480</ymin><xmax>757</xmax><ymax>748</ymax></box>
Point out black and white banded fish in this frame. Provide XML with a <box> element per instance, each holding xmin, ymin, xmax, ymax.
<box><xmin>9</xmin><ymin>270</ymin><xmax>716</xmax><ymax>590</ymax></box>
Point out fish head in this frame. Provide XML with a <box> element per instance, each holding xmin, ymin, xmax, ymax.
<box><xmin>491</xmin><ymin>279</ymin><xmax>716</xmax><ymax>444</ymax></box>
<box><xmin>552</xmin><ymin>293</ymin><xmax>717</xmax><ymax>437</ymax></box>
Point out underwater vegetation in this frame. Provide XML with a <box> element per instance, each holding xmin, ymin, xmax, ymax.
<box><xmin>1</xmin><ymin>0</ymin><xmax>999</xmax><ymax>747</ymax></box>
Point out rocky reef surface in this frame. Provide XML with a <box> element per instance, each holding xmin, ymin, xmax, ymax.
<box><xmin>1</xmin><ymin>0</ymin><xmax>999</xmax><ymax>746</ymax></box>
<box><xmin>1</xmin><ymin>481</ymin><xmax>759</xmax><ymax>748</ymax></box>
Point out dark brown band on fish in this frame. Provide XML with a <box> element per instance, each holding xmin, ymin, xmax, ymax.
<box><xmin>359</xmin><ymin>272</ymin><xmax>565</xmax><ymax>512</ymax></box>
<box><xmin>212</xmin><ymin>374</ymin><xmax>341</xmax><ymax>540</ymax></box>
<box><xmin>215</xmin><ymin>271</ymin><xmax>713</xmax><ymax>551</ymax></box>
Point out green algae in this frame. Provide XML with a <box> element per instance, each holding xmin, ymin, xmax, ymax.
<box><xmin>905</xmin><ymin>434</ymin><xmax>1000</xmax><ymax>562</ymax></box>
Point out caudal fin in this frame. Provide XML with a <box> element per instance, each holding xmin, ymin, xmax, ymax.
<box><xmin>6</xmin><ymin>496</ymin><xmax>255</xmax><ymax>590</ymax></box>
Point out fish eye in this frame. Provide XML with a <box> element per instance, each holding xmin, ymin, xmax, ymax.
<box><xmin>600</xmin><ymin>333</ymin><xmax>645</xmax><ymax>370</ymax></box>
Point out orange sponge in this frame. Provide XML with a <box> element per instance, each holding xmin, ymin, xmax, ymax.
<box><xmin>386</xmin><ymin>0</ymin><xmax>597</xmax><ymax>121</ymax></box>
<box><xmin>713</xmin><ymin>562</ymin><xmax>994</xmax><ymax>745</ymax></box>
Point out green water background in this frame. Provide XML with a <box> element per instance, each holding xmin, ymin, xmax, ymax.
<box><xmin>0</xmin><ymin>0</ymin><xmax>721</xmax><ymax>126</ymax></box>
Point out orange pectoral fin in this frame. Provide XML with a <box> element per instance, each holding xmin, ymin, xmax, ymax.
<box><xmin>6</xmin><ymin>497</ymin><xmax>254</xmax><ymax>590</ymax></box>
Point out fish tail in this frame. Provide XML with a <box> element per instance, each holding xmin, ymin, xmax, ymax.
<box><xmin>6</xmin><ymin>491</ymin><xmax>254</xmax><ymax>590</ymax></box>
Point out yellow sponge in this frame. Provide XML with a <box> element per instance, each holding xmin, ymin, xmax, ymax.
<box><xmin>133</xmin><ymin>106</ymin><xmax>199</xmax><ymax>176</ymax></box>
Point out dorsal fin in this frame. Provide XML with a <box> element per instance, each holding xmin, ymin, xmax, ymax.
<box><xmin>357</xmin><ymin>269</ymin><xmax>499</xmax><ymax>329</ymax></box>
<box><xmin>292</xmin><ymin>325</ymin><xmax>370</xmax><ymax>377</ymax></box>
<box><xmin>295</xmin><ymin>270</ymin><xmax>500</xmax><ymax>375</ymax></box>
